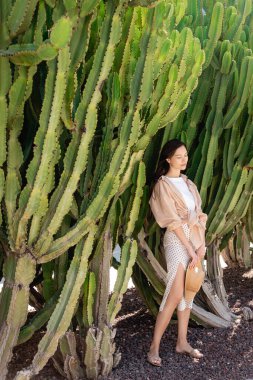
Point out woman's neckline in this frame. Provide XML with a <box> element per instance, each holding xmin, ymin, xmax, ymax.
<box><xmin>164</xmin><ymin>175</ymin><xmax>183</xmax><ymax>179</ymax></box>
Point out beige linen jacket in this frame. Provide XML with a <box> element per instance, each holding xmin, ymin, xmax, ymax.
<box><xmin>149</xmin><ymin>174</ymin><xmax>208</xmax><ymax>250</ymax></box>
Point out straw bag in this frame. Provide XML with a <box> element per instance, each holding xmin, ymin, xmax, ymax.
<box><xmin>184</xmin><ymin>259</ymin><xmax>205</xmax><ymax>302</ymax></box>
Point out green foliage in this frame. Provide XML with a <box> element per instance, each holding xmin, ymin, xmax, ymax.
<box><xmin>1</xmin><ymin>0</ymin><xmax>253</xmax><ymax>379</ymax></box>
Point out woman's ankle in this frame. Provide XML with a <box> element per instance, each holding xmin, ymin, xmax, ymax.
<box><xmin>149</xmin><ymin>342</ymin><xmax>160</xmax><ymax>353</ymax></box>
<box><xmin>176</xmin><ymin>338</ymin><xmax>188</xmax><ymax>347</ymax></box>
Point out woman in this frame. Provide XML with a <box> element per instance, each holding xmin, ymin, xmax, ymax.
<box><xmin>147</xmin><ymin>139</ymin><xmax>208</xmax><ymax>367</ymax></box>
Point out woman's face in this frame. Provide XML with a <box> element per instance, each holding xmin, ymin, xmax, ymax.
<box><xmin>166</xmin><ymin>145</ymin><xmax>188</xmax><ymax>171</ymax></box>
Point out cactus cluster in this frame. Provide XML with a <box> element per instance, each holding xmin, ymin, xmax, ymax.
<box><xmin>135</xmin><ymin>0</ymin><xmax>253</xmax><ymax>326</ymax></box>
<box><xmin>0</xmin><ymin>0</ymin><xmax>204</xmax><ymax>379</ymax></box>
<box><xmin>1</xmin><ymin>0</ymin><xmax>252</xmax><ymax>378</ymax></box>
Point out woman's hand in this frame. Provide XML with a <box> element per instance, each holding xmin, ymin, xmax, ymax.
<box><xmin>187</xmin><ymin>246</ymin><xmax>199</xmax><ymax>269</ymax></box>
<box><xmin>196</xmin><ymin>244</ymin><xmax>206</xmax><ymax>259</ymax></box>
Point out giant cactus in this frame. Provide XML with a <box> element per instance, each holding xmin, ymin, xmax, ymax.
<box><xmin>136</xmin><ymin>0</ymin><xmax>253</xmax><ymax>327</ymax></box>
<box><xmin>1</xmin><ymin>0</ymin><xmax>252</xmax><ymax>378</ymax></box>
<box><xmin>0</xmin><ymin>0</ymin><xmax>204</xmax><ymax>379</ymax></box>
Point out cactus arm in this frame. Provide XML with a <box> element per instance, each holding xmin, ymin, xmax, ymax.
<box><xmin>27</xmin><ymin>126</ymin><xmax>62</xmax><ymax>246</ymax></box>
<box><xmin>0</xmin><ymin>57</ymin><xmax>11</xmax><ymax>226</ymax></box>
<box><xmin>80</xmin><ymin>0</ymin><xmax>100</xmax><ymax>17</ymax></box>
<box><xmin>41</xmin><ymin>262</ymin><xmax>55</xmax><ymax>301</ymax></box>
<box><xmin>84</xmin><ymin>328</ymin><xmax>103</xmax><ymax>380</ymax></box>
<box><xmin>113</xmin><ymin>8</ymin><xmax>136</xmax><ymax>128</ymax></box>
<box><xmin>224</xmin><ymin>0</ymin><xmax>252</xmax><ymax>42</ymax></box>
<box><xmin>16</xmin><ymin>225</ymin><xmax>96</xmax><ymax>379</ymax></box>
<box><xmin>132</xmin><ymin>265</ymin><xmax>159</xmax><ymax>317</ymax></box>
<box><xmin>2</xmin><ymin>13</ymin><xmax>74</xmax><ymax>66</ymax></box>
<box><xmin>0</xmin><ymin>1</ymin><xmax>12</xmax><ymax>47</ymax></box>
<box><xmin>89</xmin><ymin>73</ymin><xmax>120</xmax><ymax>196</ymax></box>
<box><xmin>118</xmin><ymin>150</ymin><xmax>145</xmax><ymax>194</ymax></box>
<box><xmin>5</xmin><ymin>66</ymin><xmax>37</xmax><ymax>246</ymax></box>
<box><xmin>36</xmin><ymin>2</ymin><xmax>120</xmax><ymax>242</ymax></box>
<box><xmin>0</xmin><ymin>254</ymin><xmax>16</xmax><ymax>326</ymax></box>
<box><xmin>135</xmin><ymin>34</ymin><xmax>205</xmax><ymax>151</ymax></box>
<box><xmin>14</xmin><ymin>47</ymin><xmax>70</xmax><ymax>250</ymax></box>
<box><xmin>7</xmin><ymin>0</ymin><xmax>39</xmax><ymax>39</ymax></box>
<box><xmin>245</xmin><ymin>197</ymin><xmax>253</xmax><ymax>242</ymax></box>
<box><xmin>1</xmin><ymin>43</ymin><xmax>58</xmax><ymax>66</ymax></box>
<box><xmin>107</xmin><ymin>239</ymin><xmax>138</xmax><ymax>324</ymax></box>
<box><xmin>203</xmin><ymin>2</ymin><xmax>224</xmax><ymax>69</ymax></box>
<box><xmin>199</xmin><ymin>73</ymin><xmax>230</xmax><ymax>206</ymax></box>
<box><xmin>36</xmin><ymin>6</ymin><xmax>156</xmax><ymax>258</ymax></box>
<box><xmin>36</xmin><ymin>221</ymin><xmax>91</xmax><ymax>263</ymax></box>
<box><xmin>44</xmin><ymin>7</ymin><xmax>205</xmax><ymax>260</ymax></box>
<box><xmin>54</xmin><ymin>216</ymin><xmax>71</xmax><ymax>290</ymax></box>
<box><xmin>0</xmin><ymin>169</ymin><xmax>4</xmax><ymax>226</ymax></box>
<box><xmin>221</xmin><ymin>167</ymin><xmax>248</xmax><ymax>214</ymax></box>
<box><xmin>61</xmin><ymin>13</ymin><xmax>93</xmax><ymax>129</ymax></box>
<box><xmin>226</xmin><ymin>122</ymin><xmax>240</xmax><ymax>177</ymax></box>
<box><xmin>234</xmin><ymin>117</ymin><xmax>252</xmax><ymax>160</ymax></box>
<box><xmin>90</xmin><ymin>228</ymin><xmax>112</xmax><ymax>329</ymax></box>
<box><xmin>55</xmin><ymin>331</ymin><xmax>84</xmax><ymax>380</ymax></box>
<box><xmin>206</xmin><ymin>176</ymin><xmax>226</xmax><ymax>226</ymax></box>
<box><xmin>63</xmin><ymin>0</ymin><xmax>77</xmax><ymax>14</ymax></box>
<box><xmin>209</xmin><ymin>117</ymin><xmax>253</xmax><ymax>235</ymax></box>
<box><xmin>0</xmin><ymin>256</ymin><xmax>36</xmax><ymax>378</ymax></box>
<box><xmin>206</xmin><ymin>164</ymin><xmax>247</xmax><ymax>242</ymax></box>
<box><xmin>183</xmin><ymin>68</ymin><xmax>211</xmax><ymax>148</ymax></box>
<box><xmin>222</xmin><ymin>128</ymin><xmax>231</xmax><ymax>180</ymax></box>
<box><xmin>220</xmin><ymin>170</ymin><xmax>253</xmax><ymax>237</ymax></box>
<box><xmin>126</xmin><ymin>161</ymin><xmax>146</xmax><ymax>237</ymax></box>
<box><xmin>119</xmin><ymin>7</ymin><xmax>156</xmax><ymax>144</ymax></box>
<box><xmin>99</xmin><ymin>325</ymin><xmax>119</xmax><ymax>378</ymax></box>
<box><xmin>224</xmin><ymin>56</ymin><xmax>253</xmax><ymax>129</ymax></box>
<box><xmin>35</xmin><ymin>5</ymin><xmax>123</xmax><ymax>255</ymax></box>
<box><xmin>37</xmin><ymin>133</ymin><xmax>81</xmax><ymax>239</ymax></box>
<box><xmin>128</xmin><ymin>0</ymin><xmax>162</xmax><ymax>7</ymax></box>
<box><xmin>34</xmin><ymin>1</ymin><xmax>46</xmax><ymax>45</ymax></box>
<box><xmin>13</xmin><ymin>60</ymin><xmax>56</xmax><ymax>232</ymax></box>
<box><xmin>97</xmin><ymin>164</ymin><xmax>144</xmax><ymax>325</ymax></box>
<box><xmin>136</xmin><ymin>229</ymin><xmax>166</xmax><ymax>295</ymax></box>
<box><xmin>82</xmin><ymin>272</ymin><xmax>96</xmax><ymax>328</ymax></box>
<box><xmin>17</xmin><ymin>291</ymin><xmax>60</xmax><ymax>345</ymax></box>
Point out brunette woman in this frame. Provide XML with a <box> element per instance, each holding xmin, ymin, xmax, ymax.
<box><xmin>147</xmin><ymin>139</ymin><xmax>207</xmax><ymax>367</ymax></box>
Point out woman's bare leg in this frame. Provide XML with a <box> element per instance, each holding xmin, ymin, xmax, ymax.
<box><xmin>148</xmin><ymin>263</ymin><xmax>185</xmax><ymax>358</ymax></box>
<box><xmin>176</xmin><ymin>307</ymin><xmax>203</xmax><ymax>357</ymax></box>
<box><xmin>176</xmin><ymin>307</ymin><xmax>192</xmax><ymax>352</ymax></box>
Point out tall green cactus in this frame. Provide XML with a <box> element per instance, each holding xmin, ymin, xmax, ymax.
<box><xmin>1</xmin><ymin>0</ymin><xmax>252</xmax><ymax>379</ymax></box>
<box><xmin>0</xmin><ymin>1</ymin><xmax>205</xmax><ymax>379</ymax></box>
<box><xmin>137</xmin><ymin>0</ymin><xmax>253</xmax><ymax>330</ymax></box>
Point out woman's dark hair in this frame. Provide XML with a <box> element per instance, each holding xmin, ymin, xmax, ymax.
<box><xmin>154</xmin><ymin>139</ymin><xmax>187</xmax><ymax>182</ymax></box>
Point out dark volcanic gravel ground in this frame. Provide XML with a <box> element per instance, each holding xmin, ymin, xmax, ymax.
<box><xmin>105</xmin><ymin>266</ymin><xmax>253</xmax><ymax>380</ymax></box>
<box><xmin>8</xmin><ymin>267</ymin><xmax>253</xmax><ymax>380</ymax></box>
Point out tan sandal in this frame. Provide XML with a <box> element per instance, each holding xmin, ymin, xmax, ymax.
<box><xmin>176</xmin><ymin>348</ymin><xmax>203</xmax><ymax>359</ymax></box>
<box><xmin>147</xmin><ymin>352</ymin><xmax>162</xmax><ymax>367</ymax></box>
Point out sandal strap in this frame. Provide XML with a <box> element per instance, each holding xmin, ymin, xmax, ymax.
<box><xmin>147</xmin><ymin>353</ymin><xmax>161</xmax><ymax>363</ymax></box>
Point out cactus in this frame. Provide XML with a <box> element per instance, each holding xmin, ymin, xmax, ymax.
<box><xmin>2</xmin><ymin>1</ymin><xmax>253</xmax><ymax>379</ymax></box>
<box><xmin>135</xmin><ymin>0</ymin><xmax>253</xmax><ymax>331</ymax></box>
<box><xmin>0</xmin><ymin>0</ymin><xmax>204</xmax><ymax>378</ymax></box>
<box><xmin>0</xmin><ymin>256</ymin><xmax>36</xmax><ymax>379</ymax></box>
<box><xmin>15</xmin><ymin>225</ymin><xmax>97</xmax><ymax>379</ymax></box>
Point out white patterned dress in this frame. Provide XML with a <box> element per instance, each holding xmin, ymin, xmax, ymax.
<box><xmin>159</xmin><ymin>176</ymin><xmax>196</xmax><ymax>312</ymax></box>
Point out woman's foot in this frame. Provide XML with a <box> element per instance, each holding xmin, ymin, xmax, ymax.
<box><xmin>175</xmin><ymin>342</ymin><xmax>203</xmax><ymax>359</ymax></box>
<box><xmin>147</xmin><ymin>345</ymin><xmax>161</xmax><ymax>367</ymax></box>
<box><xmin>147</xmin><ymin>352</ymin><xmax>162</xmax><ymax>367</ymax></box>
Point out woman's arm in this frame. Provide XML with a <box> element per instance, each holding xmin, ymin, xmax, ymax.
<box><xmin>196</xmin><ymin>243</ymin><xmax>206</xmax><ymax>258</ymax></box>
<box><xmin>172</xmin><ymin>226</ymin><xmax>198</xmax><ymax>269</ymax></box>
<box><xmin>196</xmin><ymin>222</ymin><xmax>206</xmax><ymax>258</ymax></box>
